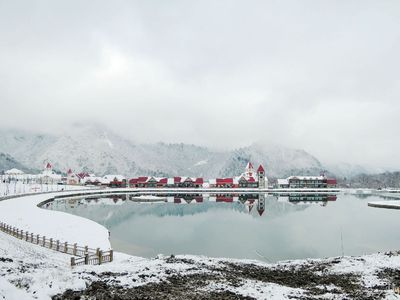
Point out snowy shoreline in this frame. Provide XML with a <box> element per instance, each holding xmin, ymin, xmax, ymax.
<box><xmin>2</xmin><ymin>228</ymin><xmax>400</xmax><ymax>299</ymax></box>
<box><xmin>1</xmin><ymin>189</ymin><xmax>400</xmax><ymax>299</ymax></box>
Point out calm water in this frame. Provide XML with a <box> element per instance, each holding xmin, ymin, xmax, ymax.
<box><xmin>45</xmin><ymin>193</ymin><xmax>400</xmax><ymax>262</ymax></box>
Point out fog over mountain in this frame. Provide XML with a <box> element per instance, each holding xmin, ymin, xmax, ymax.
<box><xmin>0</xmin><ymin>124</ymin><xmax>327</xmax><ymax>178</ymax></box>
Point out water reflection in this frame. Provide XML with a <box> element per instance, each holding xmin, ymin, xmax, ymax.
<box><xmin>44</xmin><ymin>192</ymin><xmax>400</xmax><ymax>262</ymax></box>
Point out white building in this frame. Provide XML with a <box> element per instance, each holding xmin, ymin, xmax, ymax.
<box><xmin>5</xmin><ymin>168</ymin><xmax>25</xmax><ymax>176</ymax></box>
<box><xmin>66</xmin><ymin>169</ymin><xmax>79</xmax><ymax>185</ymax></box>
<box><xmin>38</xmin><ymin>163</ymin><xmax>61</xmax><ymax>184</ymax></box>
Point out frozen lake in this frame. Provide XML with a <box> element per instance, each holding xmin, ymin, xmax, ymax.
<box><xmin>44</xmin><ymin>193</ymin><xmax>400</xmax><ymax>262</ymax></box>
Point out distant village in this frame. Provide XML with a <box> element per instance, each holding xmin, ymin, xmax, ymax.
<box><xmin>1</xmin><ymin>161</ymin><xmax>337</xmax><ymax>189</ymax></box>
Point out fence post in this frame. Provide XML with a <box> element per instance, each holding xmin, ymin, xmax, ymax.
<box><xmin>110</xmin><ymin>250</ymin><xmax>113</xmax><ymax>262</ymax></box>
<box><xmin>71</xmin><ymin>257</ymin><xmax>75</xmax><ymax>267</ymax></box>
<box><xmin>73</xmin><ymin>243</ymin><xmax>77</xmax><ymax>256</ymax></box>
<box><xmin>49</xmin><ymin>238</ymin><xmax>53</xmax><ymax>249</ymax></box>
<box><xmin>25</xmin><ymin>232</ymin><xmax>28</xmax><ymax>241</ymax></box>
<box><xmin>36</xmin><ymin>234</ymin><xmax>40</xmax><ymax>244</ymax></box>
<box><xmin>19</xmin><ymin>230</ymin><xmax>23</xmax><ymax>239</ymax></box>
<box><xmin>64</xmin><ymin>242</ymin><xmax>68</xmax><ymax>253</ymax></box>
<box><xmin>43</xmin><ymin>236</ymin><xmax>46</xmax><ymax>247</ymax></box>
<box><xmin>30</xmin><ymin>233</ymin><xmax>33</xmax><ymax>243</ymax></box>
<box><xmin>56</xmin><ymin>240</ymin><xmax>60</xmax><ymax>251</ymax></box>
<box><xmin>84</xmin><ymin>254</ymin><xmax>89</xmax><ymax>265</ymax></box>
<box><xmin>98</xmin><ymin>250</ymin><xmax>103</xmax><ymax>265</ymax></box>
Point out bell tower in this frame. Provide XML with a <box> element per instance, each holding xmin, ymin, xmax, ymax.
<box><xmin>257</xmin><ymin>164</ymin><xmax>266</xmax><ymax>189</ymax></box>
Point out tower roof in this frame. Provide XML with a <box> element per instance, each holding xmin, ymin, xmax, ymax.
<box><xmin>246</xmin><ymin>162</ymin><xmax>254</xmax><ymax>169</ymax></box>
<box><xmin>67</xmin><ymin>168</ymin><xmax>73</xmax><ymax>174</ymax></box>
<box><xmin>46</xmin><ymin>162</ymin><xmax>52</xmax><ymax>169</ymax></box>
<box><xmin>257</xmin><ymin>164</ymin><xmax>265</xmax><ymax>172</ymax></box>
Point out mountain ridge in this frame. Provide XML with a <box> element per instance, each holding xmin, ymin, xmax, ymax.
<box><xmin>0</xmin><ymin>125</ymin><xmax>368</xmax><ymax>179</ymax></box>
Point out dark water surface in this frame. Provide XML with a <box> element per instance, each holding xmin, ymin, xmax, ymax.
<box><xmin>45</xmin><ymin>193</ymin><xmax>400</xmax><ymax>262</ymax></box>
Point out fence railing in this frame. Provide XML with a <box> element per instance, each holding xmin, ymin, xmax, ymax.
<box><xmin>0</xmin><ymin>221</ymin><xmax>113</xmax><ymax>267</ymax></box>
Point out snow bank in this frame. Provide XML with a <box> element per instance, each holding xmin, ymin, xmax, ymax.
<box><xmin>0</xmin><ymin>190</ymin><xmax>115</xmax><ymax>250</ymax></box>
<box><xmin>368</xmin><ymin>200</ymin><xmax>400</xmax><ymax>210</ymax></box>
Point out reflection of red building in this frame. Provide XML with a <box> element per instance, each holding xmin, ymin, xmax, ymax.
<box><xmin>257</xmin><ymin>207</ymin><xmax>265</xmax><ymax>216</ymax></box>
<box><xmin>327</xmin><ymin>195</ymin><xmax>337</xmax><ymax>201</ymax></box>
<box><xmin>216</xmin><ymin>194</ymin><xmax>234</xmax><ymax>202</ymax></box>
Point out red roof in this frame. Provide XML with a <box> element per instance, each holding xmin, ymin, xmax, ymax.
<box><xmin>248</xmin><ymin>176</ymin><xmax>256</xmax><ymax>182</ymax></box>
<box><xmin>137</xmin><ymin>176</ymin><xmax>148</xmax><ymax>183</ymax></box>
<box><xmin>327</xmin><ymin>179</ymin><xmax>337</xmax><ymax>184</ymax></box>
<box><xmin>246</xmin><ymin>162</ymin><xmax>253</xmax><ymax>169</ymax></box>
<box><xmin>77</xmin><ymin>172</ymin><xmax>89</xmax><ymax>179</ymax></box>
<box><xmin>194</xmin><ymin>178</ymin><xmax>204</xmax><ymax>184</ymax></box>
<box><xmin>159</xmin><ymin>178</ymin><xmax>168</xmax><ymax>184</ymax></box>
<box><xmin>257</xmin><ymin>164</ymin><xmax>265</xmax><ymax>172</ymax></box>
<box><xmin>46</xmin><ymin>163</ymin><xmax>52</xmax><ymax>169</ymax></box>
<box><xmin>216</xmin><ymin>178</ymin><xmax>233</xmax><ymax>184</ymax></box>
<box><xmin>174</xmin><ymin>176</ymin><xmax>182</xmax><ymax>183</ymax></box>
<box><xmin>129</xmin><ymin>178</ymin><xmax>138</xmax><ymax>184</ymax></box>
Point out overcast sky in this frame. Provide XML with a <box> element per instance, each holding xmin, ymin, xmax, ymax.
<box><xmin>0</xmin><ymin>1</ymin><xmax>399</xmax><ymax>168</ymax></box>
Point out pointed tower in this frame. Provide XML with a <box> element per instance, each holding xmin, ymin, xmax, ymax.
<box><xmin>245</xmin><ymin>162</ymin><xmax>254</xmax><ymax>178</ymax></box>
<box><xmin>42</xmin><ymin>162</ymin><xmax>53</xmax><ymax>177</ymax></box>
<box><xmin>257</xmin><ymin>164</ymin><xmax>266</xmax><ymax>189</ymax></box>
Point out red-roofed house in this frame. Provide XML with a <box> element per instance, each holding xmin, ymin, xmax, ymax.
<box><xmin>194</xmin><ymin>178</ymin><xmax>204</xmax><ymax>188</ymax></box>
<box><xmin>157</xmin><ymin>178</ymin><xmax>168</xmax><ymax>188</ymax></box>
<box><xmin>326</xmin><ymin>179</ymin><xmax>337</xmax><ymax>188</ymax></box>
<box><xmin>129</xmin><ymin>177</ymin><xmax>148</xmax><ymax>188</ymax></box>
<box><xmin>66</xmin><ymin>169</ymin><xmax>79</xmax><ymax>185</ymax></box>
<box><xmin>215</xmin><ymin>178</ymin><xmax>237</xmax><ymax>188</ymax></box>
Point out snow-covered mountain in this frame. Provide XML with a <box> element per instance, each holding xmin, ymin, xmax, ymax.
<box><xmin>0</xmin><ymin>153</ymin><xmax>34</xmax><ymax>174</ymax></box>
<box><xmin>0</xmin><ymin>124</ymin><xmax>325</xmax><ymax>178</ymax></box>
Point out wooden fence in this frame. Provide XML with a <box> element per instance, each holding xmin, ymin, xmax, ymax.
<box><xmin>0</xmin><ymin>221</ymin><xmax>113</xmax><ymax>267</ymax></box>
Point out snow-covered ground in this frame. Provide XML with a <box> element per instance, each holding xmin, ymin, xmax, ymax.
<box><xmin>1</xmin><ymin>188</ymin><xmax>400</xmax><ymax>299</ymax></box>
<box><xmin>0</xmin><ymin>181</ymin><xmax>90</xmax><ymax>197</ymax></box>
<box><xmin>2</xmin><ymin>229</ymin><xmax>400</xmax><ymax>299</ymax></box>
<box><xmin>0</xmin><ymin>190</ymin><xmax>111</xmax><ymax>250</ymax></box>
